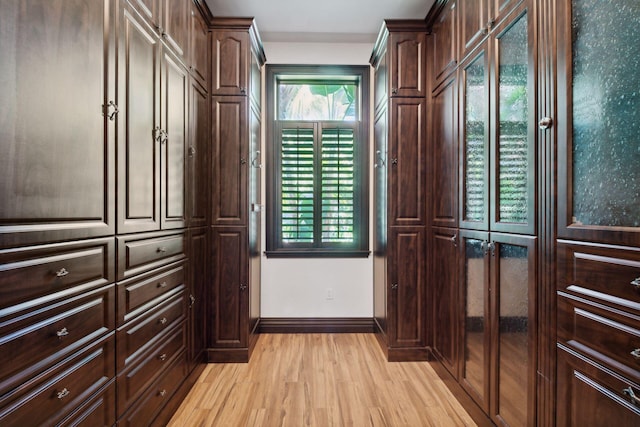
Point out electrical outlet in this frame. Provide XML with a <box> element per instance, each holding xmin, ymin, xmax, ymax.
<box><xmin>326</xmin><ymin>288</ymin><xmax>334</xmax><ymax>300</ymax></box>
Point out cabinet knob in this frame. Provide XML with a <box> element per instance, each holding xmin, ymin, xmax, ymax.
<box><xmin>538</xmin><ymin>117</ymin><xmax>553</xmax><ymax>130</ymax></box>
<box><xmin>56</xmin><ymin>327</ymin><xmax>69</xmax><ymax>338</ymax></box>
<box><xmin>240</xmin><ymin>284</ymin><xmax>248</xmax><ymax>291</ymax></box>
<box><xmin>630</xmin><ymin>348</ymin><xmax>640</xmax><ymax>360</ymax></box>
<box><xmin>57</xmin><ymin>388</ymin><xmax>71</xmax><ymax>400</ymax></box>
<box><xmin>374</xmin><ymin>150</ymin><xmax>386</xmax><ymax>169</ymax></box>
<box><xmin>159</xmin><ymin>317</ymin><xmax>168</xmax><ymax>325</ymax></box>
<box><xmin>55</xmin><ymin>268</ymin><xmax>69</xmax><ymax>278</ymax></box>
<box><xmin>240</xmin><ymin>87</ymin><xmax>247</xmax><ymax>95</ymax></box>
<box><xmin>159</xmin><ymin>389</ymin><xmax>167</xmax><ymax>398</ymax></box>
<box><xmin>158</xmin><ymin>281</ymin><xmax>168</xmax><ymax>288</ymax></box>
<box><xmin>622</xmin><ymin>387</ymin><xmax>640</xmax><ymax>407</ymax></box>
<box><xmin>102</xmin><ymin>101</ymin><xmax>119</xmax><ymax>121</ymax></box>
<box><xmin>157</xmin><ymin>247</ymin><xmax>167</xmax><ymax>253</ymax></box>
<box><xmin>451</xmin><ymin>234</ymin><xmax>457</xmax><ymax>247</ymax></box>
<box><xmin>391</xmin><ymin>158</ymin><xmax>398</xmax><ymax>165</ymax></box>
<box><xmin>391</xmin><ymin>283</ymin><xmax>398</xmax><ymax>290</ymax></box>
<box><xmin>240</xmin><ymin>158</ymin><xmax>247</xmax><ymax>165</ymax></box>
<box><xmin>630</xmin><ymin>277</ymin><xmax>640</xmax><ymax>291</ymax></box>
<box><xmin>189</xmin><ymin>146</ymin><xmax>196</xmax><ymax>157</ymax></box>
<box><xmin>189</xmin><ymin>294</ymin><xmax>196</xmax><ymax>308</ymax></box>
<box><xmin>391</xmin><ymin>88</ymin><xmax>398</xmax><ymax>95</ymax></box>
<box><xmin>486</xmin><ymin>18</ymin><xmax>495</xmax><ymax>31</ymax></box>
<box><xmin>158</xmin><ymin>353</ymin><xmax>167</xmax><ymax>361</ymax></box>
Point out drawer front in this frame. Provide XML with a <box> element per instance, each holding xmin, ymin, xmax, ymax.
<box><xmin>558</xmin><ymin>241</ymin><xmax>640</xmax><ymax>313</ymax></box>
<box><xmin>0</xmin><ymin>333</ymin><xmax>114</xmax><ymax>427</ymax></box>
<box><xmin>59</xmin><ymin>380</ymin><xmax>115</xmax><ymax>427</ymax></box>
<box><xmin>117</xmin><ymin>287</ymin><xmax>186</xmax><ymax>370</ymax></box>
<box><xmin>558</xmin><ymin>293</ymin><xmax>640</xmax><ymax>382</ymax></box>
<box><xmin>118</xmin><ymin>350</ymin><xmax>188</xmax><ymax>426</ymax></box>
<box><xmin>557</xmin><ymin>346</ymin><xmax>640</xmax><ymax>426</ymax></box>
<box><xmin>0</xmin><ymin>238</ymin><xmax>114</xmax><ymax>308</ymax></box>
<box><xmin>0</xmin><ymin>284</ymin><xmax>114</xmax><ymax>396</ymax></box>
<box><xmin>117</xmin><ymin>231</ymin><xmax>186</xmax><ymax>280</ymax></box>
<box><xmin>117</xmin><ymin>262</ymin><xmax>185</xmax><ymax>323</ymax></box>
<box><xmin>117</xmin><ymin>323</ymin><xmax>186</xmax><ymax>412</ymax></box>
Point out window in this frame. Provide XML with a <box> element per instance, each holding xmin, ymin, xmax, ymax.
<box><xmin>266</xmin><ymin>65</ymin><xmax>370</xmax><ymax>257</ymax></box>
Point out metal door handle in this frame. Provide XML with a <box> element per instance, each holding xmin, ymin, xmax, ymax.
<box><xmin>56</xmin><ymin>268</ymin><xmax>69</xmax><ymax>277</ymax></box>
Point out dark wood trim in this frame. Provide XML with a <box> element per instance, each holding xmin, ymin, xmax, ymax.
<box><xmin>425</xmin><ymin>0</ymin><xmax>451</xmax><ymax>31</ymax></box>
<box><xmin>193</xmin><ymin>0</ymin><xmax>213</xmax><ymax>23</ymax></box>
<box><xmin>430</xmin><ymin>358</ymin><xmax>495</xmax><ymax>427</ymax></box>
<box><xmin>207</xmin><ymin>348</ymin><xmax>250</xmax><ymax>363</ymax></box>
<box><xmin>257</xmin><ymin>318</ymin><xmax>376</xmax><ymax>334</ymax></box>
<box><xmin>151</xmin><ymin>360</ymin><xmax>207</xmax><ymax>427</ymax></box>
<box><xmin>387</xmin><ymin>347</ymin><xmax>432</xmax><ymax>362</ymax></box>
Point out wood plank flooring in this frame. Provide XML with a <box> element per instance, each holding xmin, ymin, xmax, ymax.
<box><xmin>168</xmin><ymin>334</ymin><xmax>477</xmax><ymax>426</ymax></box>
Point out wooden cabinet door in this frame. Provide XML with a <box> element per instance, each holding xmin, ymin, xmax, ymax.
<box><xmin>127</xmin><ymin>0</ymin><xmax>159</xmax><ymax>29</ymax></box>
<box><xmin>431</xmin><ymin>0</ymin><xmax>457</xmax><ymax>87</ymax></box>
<box><xmin>0</xmin><ymin>0</ymin><xmax>115</xmax><ymax>248</ymax></box>
<box><xmin>161</xmin><ymin>0</ymin><xmax>188</xmax><ymax>58</ymax></box>
<box><xmin>160</xmin><ymin>47</ymin><xmax>187</xmax><ymax>230</ymax></box>
<box><xmin>211</xmin><ymin>97</ymin><xmax>248</xmax><ymax>226</ymax></box>
<box><xmin>389</xmin><ymin>32</ymin><xmax>426</xmax><ymax>98</ymax></box>
<box><xmin>389</xmin><ymin>98</ymin><xmax>426</xmax><ymax>226</ymax></box>
<box><xmin>388</xmin><ymin>227</ymin><xmax>425</xmax><ymax>348</ymax></box>
<box><xmin>211</xmin><ymin>227</ymin><xmax>248</xmax><ymax>348</ymax></box>
<box><xmin>431</xmin><ymin>74</ymin><xmax>458</xmax><ymax>228</ymax></box>
<box><xmin>459</xmin><ymin>0</ymin><xmax>491</xmax><ymax>59</ymax></box>
<box><xmin>188</xmin><ymin>227</ymin><xmax>208</xmax><ymax>368</ymax></box>
<box><xmin>118</xmin><ymin>5</ymin><xmax>162</xmax><ymax>234</ymax></box>
<box><xmin>432</xmin><ymin>227</ymin><xmax>459</xmax><ymax>377</ymax></box>
<box><xmin>211</xmin><ymin>31</ymin><xmax>249</xmax><ymax>96</ymax></box>
<box><xmin>190</xmin><ymin>2</ymin><xmax>210</xmax><ymax>90</ymax></box>
<box><xmin>187</xmin><ymin>78</ymin><xmax>210</xmax><ymax>228</ymax></box>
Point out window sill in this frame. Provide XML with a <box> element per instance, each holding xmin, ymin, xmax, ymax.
<box><xmin>264</xmin><ymin>250</ymin><xmax>371</xmax><ymax>259</ymax></box>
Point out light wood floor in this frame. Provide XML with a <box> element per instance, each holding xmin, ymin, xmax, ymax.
<box><xmin>168</xmin><ymin>334</ymin><xmax>477</xmax><ymax>426</ymax></box>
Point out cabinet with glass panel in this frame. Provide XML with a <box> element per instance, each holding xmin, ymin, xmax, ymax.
<box><xmin>457</xmin><ymin>3</ymin><xmax>537</xmax><ymax>426</ymax></box>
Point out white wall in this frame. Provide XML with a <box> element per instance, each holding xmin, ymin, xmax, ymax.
<box><xmin>260</xmin><ymin>41</ymin><xmax>374</xmax><ymax>318</ymax></box>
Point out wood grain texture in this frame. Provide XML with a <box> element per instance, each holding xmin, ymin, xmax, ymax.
<box><xmin>168</xmin><ymin>334</ymin><xmax>477</xmax><ymax>427</ymax></box>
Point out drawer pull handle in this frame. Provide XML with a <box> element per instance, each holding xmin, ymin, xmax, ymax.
<box><xmin>159</xmin><ymin>389</ymin><xmax>167</xmax><ymax>398</ymax></box>
<box><xmin>56</xmin><ymin>327</ymin><xmax>69</xmax><ymax>338</ymax></box>
<box><xmin>55</xmin><ymin>268</ymin><xmax>69</xmax><ymax>278</ymax></box>
<box><xmin>158</xmin><ymin>353</ymin><xmax>167</xmax><ymax>361</ymax></box>
<box><xmin>159</xmin><ymin>317</ymin><xmax>168</xmax><ymax>325</ymax></box>
<box><xmin>157</xmin><ymin>247</ymin><xmax>167</xmax><ymax>253</ymax></box>
<box><xmin>57</xmin><ymin>388</ymin><xmax>70</xmax><ymax>400</ymax></box>
<box><xmin>622</xmin><ymin>387</ymin><xmax>640</xmax><ymax>407</ymax></box>
<box><xmin>631</xmin><ymin>277</ymin><xmax>640</xmax><ymax>290</ymax></box>
<box><xmin>391</xmin><ymin>283</ymin><xmax>398</xmax><ymax>290</ymax></box>
<box><xmin>631</xmin><ymin>348</ymin><xmax>640</xmax><ymax>360</ymax></box>
<box><xmin>158</xmin><ymin>282</ymin><xmax>167</xmax><ymax>288</ymax></box>
<box><xmin>189</xmin><ymin>294</ymin><xmax>196</xmax><ymax>308</ymax></box>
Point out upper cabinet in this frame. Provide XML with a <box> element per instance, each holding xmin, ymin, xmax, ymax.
<box><xmin>430</xmin><ymin>0</ymin><xmax>457</xmax><ymax>88</ymax></box>
<box><xmin>0</xmin><ymin>0</ymin><xmax>116</xmax><ymax>249</ymax></box>
<box><xmin>189</xmin><ymin>1</ymin><xmax>210</xmax><ymax>90</ymax></box>
<box><xmin>211</xmin><ymin>18</ymin><xmax>266</xmax><ymax>98</ymax></box>
<box><xmin>458</xmin><ymin>0</ymin><xmax>523</xmax><ymax>60</ymax></box>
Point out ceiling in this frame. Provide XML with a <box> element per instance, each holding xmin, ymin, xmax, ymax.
<box><xmin>205</xmin><ymin>0</ymin><xmax>435</xmax><ymax>43</ymax></box>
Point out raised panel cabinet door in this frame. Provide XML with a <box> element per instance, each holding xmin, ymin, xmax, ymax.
<box><xmin>161</xmin><ymin>0</ymin><xmax>189</xmax><ymax>58</ymax></box>
<box><xmin>431</xmin><ymin>0</ymin><xmax>457</xmax><ymax>87</ymax></box>
<box><xmin>160</xmin><ymin>47</ymin><xmax>187</xmax><ymax>230</ymax></box>
<box><xmin>190</xmin><ymin>2</ymin><xmax>210</xmax><ymax>90</ymax></box>
<box><xmin>187</xmin><ymin>78</ymin><xmax>210</xmax><ymax>228</ymax></box>
<box><xmin>0</xmin><ymin>0</ymin><xmax>115</xmax><ymax>248</ymax></box>
<box><xmin>211</xmin><ymin>227</ymin><xmax>248</xmax><ymax>348</ymax></box>
<box><xmin>459</xmin><ymin>0</ymin><xmax>491</xmax><ymax>59</ymax></box>
<box><xmin>188</xmin><ymin>227</ymin><xmax>208</xmax><ymax>367</ymax></box>
<box><xmin>211</xmin><ymin>30</ymin><xmax>249</xmax><ymax>96</ymax></box>
<box><xmin>390</xmin><ymin>32</ymin><xmax>426</xmax><ymax>98</ymax></box>
<box><xmin>127</xmin><ymin>0</ymin><xmax>159</xmax><ymax>29</ymax></box>
<box><xmin>211</xmin><ymin>97</ymin><xmax>248</xmax><ymax>226</ymax></box>
<box><xmin>431</xmin><ymin>227</ymin><xmax>460</xmax><ymax>377</ymax></box>
<box><xmin>118</xmin><ymin>5</ymin><xmax>161</xmax><ymax>234</ymax></box>
<box><xmin>431</xmin><ymin>74</ymin><xmax>458</xmax><ymax>228</ymax></box>
<box><xmin>388</xmin><ymin>227</ymin><xmax>425</xmax><ymax>348</ymax></box>
<box><xmin>389</xmin><ymin>98</ymin><xmax>426</xmax><ymax>226</ymax></box>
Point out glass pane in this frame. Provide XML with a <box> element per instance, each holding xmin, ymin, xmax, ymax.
<box><xmin>464</xmin><ymin>238</ymin><xmax>486</xmax><ymax>397</ymax></box>
<box><xmin>498</xmin><ymin>243</ymin><xmax>529</xmax><ymax>426</ymax></box>
<box><xmin>321</xmin><ymin>127</ymin><xmax>355</xmax><ymax>243</ymax></box>
<box><xmin>497</xmin><ymin>14</ymin><xmax>529</xmax><ymax>224</ymax></box>
<box><xmin>571</xmin><ymin>0</ymin><xmax>640</xmax><ymax>227</ymax></box>
<box><xmin>278</xmin><ymin>83</ymin><xmax>357</xmax><ymax>121</ymax></box>
<box><xmin>281</xmin><ymin>127</ymin><xmax>314</xmax><ymax>243</ymax></box>
<box><xmin>464</xmin><ymin>54</ymin><xmax>487</xmax><ymax>222</ymax></box>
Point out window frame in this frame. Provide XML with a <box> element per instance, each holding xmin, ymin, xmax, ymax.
<box><xmin>265</xmin><ymin>64</ymin><xmax>370</xmax><ymax>258</ymax></box>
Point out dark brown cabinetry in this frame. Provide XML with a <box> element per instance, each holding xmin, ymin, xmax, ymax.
<box><xmin>371</xmin><ymin>20</ymin><xmax>429</xmax><ymax>361</ymax></box>
<box><xmin>190</xmin><ymin>1</ymin><xmax>210</xmax><ymax>90</ymax></box>
<box><xmin>430</xmin><ymin>0</ymin><xmax>457</xmax><ymax>88</ymax></box>
<box><xmin>209</xmin><ymin>18</ymin><xmax>265</xmax><ymax>363</ymax></box>
<box><xmin>127</xmin><ymin>0</ymin><xmax>189</xmax><ymax>60</ymax></box>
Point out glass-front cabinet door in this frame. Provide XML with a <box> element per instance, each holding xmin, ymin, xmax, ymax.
<box><xmin>558</xmin><ymin>0</ymin><xmax>640</xmax><ymax>246</ymax></box>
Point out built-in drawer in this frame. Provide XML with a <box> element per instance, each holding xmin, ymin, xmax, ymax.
<box><xmin>117</xmin><ymin>231</ymin><xmax>185</xmax><ymax>280</ymax></box>
<box><xmin>558</xmin><ymin>293</ymin><xmax>640</xmax><ymax>382</ymax></box>
<box><xmin>118</xmin><ymin>350</ymin><xmax>188</xmax><ymax>426</ymax></box>
<box><xmin>117</xmin><ymin>322</ymin><xmax>186</xmax><ymax>413</ymax></box>
<box><xmin>117</xmin><ymin>261</ymin><xmax>185</xmax><ymax>324</ymax></box>
<box><xmin>58</xmin><ymin>379</ymin><xmax>115</xmax><ymax>427</ymax></box>
<box><xmin>0</xmin><ymin>283</ymin><xmax>114</xmax><ymax>397</ymax></box>
<box><xmin>557</xmin><ymin>345</ymin><xmax>640</xmax><ymax>426</ymax></box>
<box><xmin>0</xmin><ymin>333</ymin><xmax>114</xmax><ymax>426</ymax></box>
<box><xmin>117</xmin><ymin>287</ymin><xmax>187</xmax><ymax>370</ymax></box>
<box><xmin>558</xmin><ymin>240</ymin><xmax>640</xmax><ymax>314</ymax></box>
<box><xmin>0</xmin><ymin>237</ymin><xmax>114</xmax><ymax>308</ymax></box>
